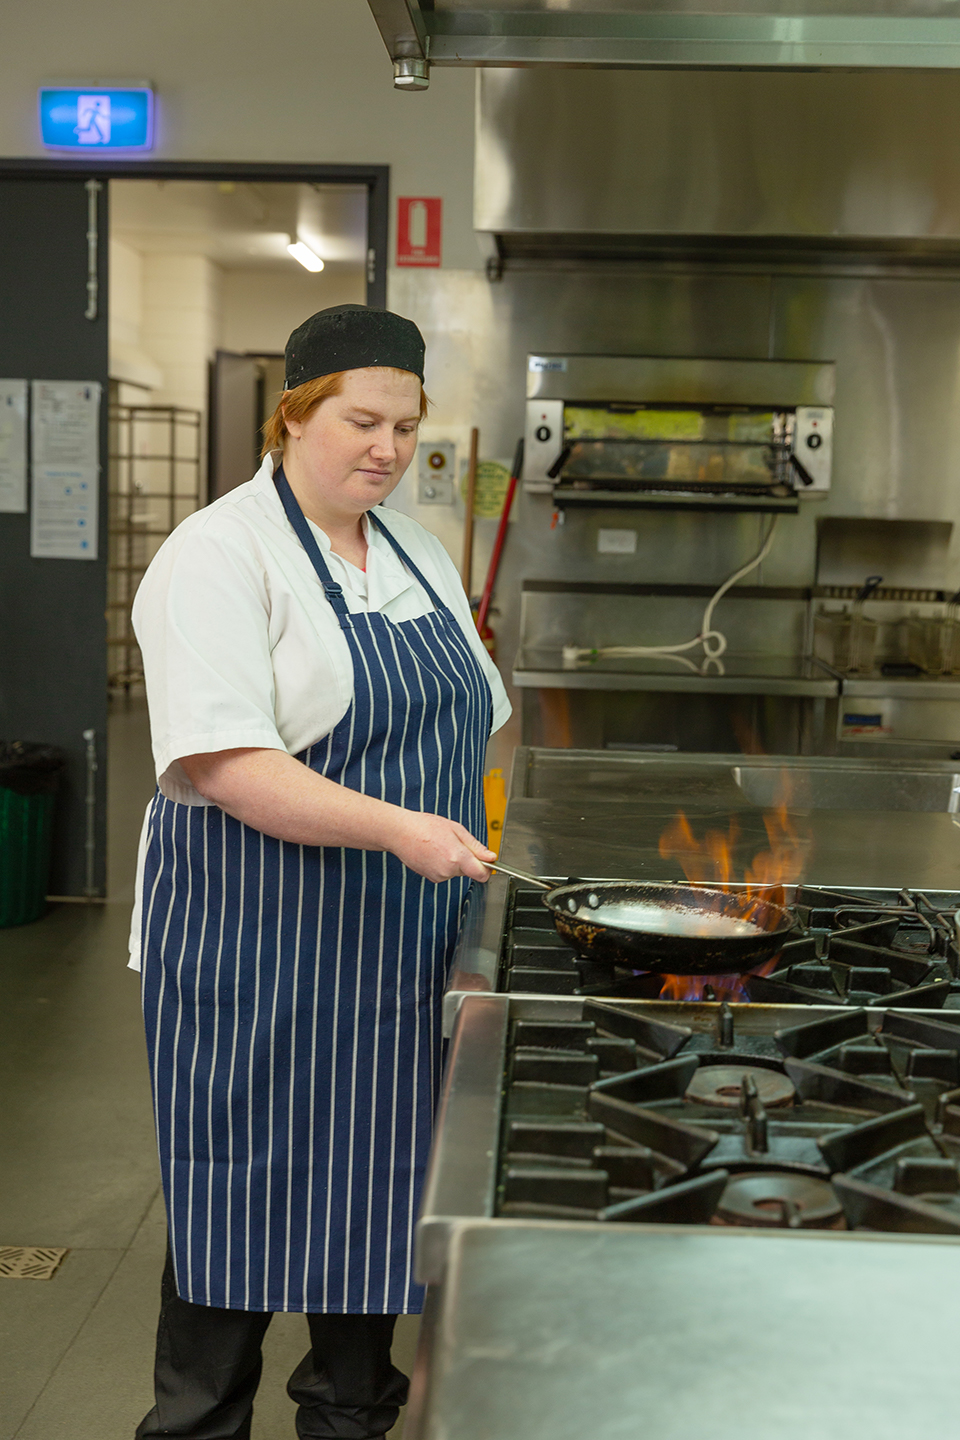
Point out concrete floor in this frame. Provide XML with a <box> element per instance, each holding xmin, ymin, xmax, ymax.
<box><xmin>0</xmin><ymin>698</ymin><xmax>419</xmax><ymax>1439</ymax></box>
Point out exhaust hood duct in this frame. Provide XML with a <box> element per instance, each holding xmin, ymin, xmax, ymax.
<box><xmin>366</xmin><ymin>0</ymin><xmax>960</xmax><ymax>86</ymax></box>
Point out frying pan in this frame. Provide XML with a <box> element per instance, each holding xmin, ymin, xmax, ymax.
<box><xmin>486</xmin><ymin>862</ymin><xmax>797</xmax><ymax>976</ymax></box>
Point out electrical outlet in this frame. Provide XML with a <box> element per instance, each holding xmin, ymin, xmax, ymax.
<box><xmin>598</xmin><ymin>528</ymin><xmax>637</xmax><ymax>555</ymax></box>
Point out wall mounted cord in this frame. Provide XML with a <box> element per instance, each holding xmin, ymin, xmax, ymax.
<box><xmin>562</xmin><ymin>515</ymin><xmax>780</xmax><ymax>677</ymax></box>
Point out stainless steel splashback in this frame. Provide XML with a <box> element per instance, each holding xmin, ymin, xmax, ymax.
<box><xmin>388</xmin><ymin>259</ymin><xmax>960</xmax><ymax>740</ymax></box>
<box><xmin>477</xmin><ymin>69</ymin><xmax>960</xmax><ymax>243</ymax></box>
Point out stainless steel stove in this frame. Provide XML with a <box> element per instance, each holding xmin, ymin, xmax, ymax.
<box><xmin>407</xmin><ymin>750</ymin><xmax>960</xmax><ymax>1440</ymax></box>
<box><xmin>419</xmin><ymin>994</ymin><xmax>960</xmax><ymax>1278</ymax></box>
<box><xmin>500</xmin><ymin>996</ymin><xmax>960</xmax><ymax>1234</ymax></box>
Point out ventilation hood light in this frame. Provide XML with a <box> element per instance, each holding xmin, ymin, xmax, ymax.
<box><xmin>287</xmin><ymin>240</ymin><xmax>324</xmax><ymax>272</ymax></box>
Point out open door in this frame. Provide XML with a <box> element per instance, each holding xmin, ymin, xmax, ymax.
<box><xmin>209</xmin><ymin>351</ymin><xmax>285</xmax><ymax>499</ymax></box>
<box><xmin>0</xmin><ymin>179</ymin><xmax>109</xmax><ymax>896</ymax></box>
<box><xmin>209</xmin><ymin>351</ymin><xmax>259</xmax><ymax>500</ymax></box>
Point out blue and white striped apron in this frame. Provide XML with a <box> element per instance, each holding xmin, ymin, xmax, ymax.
<box><xmin>140</xmin><ymin>467</ymin><xmax>491</xmax><ymax>1314</ymax></box>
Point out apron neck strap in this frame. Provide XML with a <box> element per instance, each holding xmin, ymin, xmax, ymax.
<box><xmin>274</xmin><ymin>462</ymin><xmax>451</xmax><ymax>620</ymax></box>
<box><xmin>273</xmin><ymin>464</ymin><xmax>352</xmax><ymax>630</ymax></box>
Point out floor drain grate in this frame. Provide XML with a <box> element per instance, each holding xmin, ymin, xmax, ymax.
<box><xmin>0</xmin><ymin>1246</ymin><xmax>69</xmax><ymax>1280</ymax></box>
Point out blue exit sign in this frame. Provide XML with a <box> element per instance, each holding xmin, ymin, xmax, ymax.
<box><xmin>39</xmin><ymin>86</ymin><xmax>153</xmax><ymax>151</ymax></box>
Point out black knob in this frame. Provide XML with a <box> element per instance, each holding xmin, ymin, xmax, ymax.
<box><xmin>535</xmin><ymin>425</ymin><xmax>552</xmax><ymax>443</ymax></box>
<box><xmin>806</xmin><ymin>432</ymin><xmax>823</xmax><ymax>450</ymax></box>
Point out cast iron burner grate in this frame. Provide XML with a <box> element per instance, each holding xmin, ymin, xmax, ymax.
<box><xmin>495</xmin><ymin>999</ymin><xmax>960</xmax><ymax>1234</ymax></box>
<box><xmin>499</xmin><ymin>884</ymin><xmax>960</xmax><ymax>1009</ymax></box>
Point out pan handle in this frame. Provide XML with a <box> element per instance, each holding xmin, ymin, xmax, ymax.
<box><xmin>482</xmin><ymin>860</ymin><xmax>553</xmax><ymax>890</ymax></box>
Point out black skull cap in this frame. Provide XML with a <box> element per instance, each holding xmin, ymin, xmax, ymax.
<box><xmin>284</xmin><ymin>304</ymin><xmax>425</xmax><ymax>389</ymax></box>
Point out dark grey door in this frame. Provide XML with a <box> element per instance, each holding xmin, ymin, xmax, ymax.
<box><xmin>209</xmin><ymin>351</ymin><xmax>260</xmax><ymax>500</ymax></box>
<box><xmin>0</xmin><ymin>179</ymin><xmax>109</xmax><ymax>896</ymax></box>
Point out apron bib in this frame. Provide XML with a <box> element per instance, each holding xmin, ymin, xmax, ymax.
<box><xmin>141</xmin><ymin>470</ymin><xmax>491</xmax><ymax>1313</ymax></box>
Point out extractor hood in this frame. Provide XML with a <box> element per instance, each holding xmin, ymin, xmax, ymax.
<box><xmin>475</xmin><ymin>67</ymin><xmax>960</xmax><ymax>259</ymax></box>
<box><xmin>366</xmin><ymin>0</ymin><xmax>960</xmax><ymax>89</ymax></box>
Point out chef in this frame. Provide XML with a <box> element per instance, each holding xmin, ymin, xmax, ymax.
<box><xmin>130</xmin><ymin>303</ymin><xmax>510</xmax><ymax>1439</ymax></box>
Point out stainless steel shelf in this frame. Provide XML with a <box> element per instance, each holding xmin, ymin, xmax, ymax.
<box><xmin>513</xmin><ymin>650</ymin><xmax>837</xmax><ymax>696</ymax></box>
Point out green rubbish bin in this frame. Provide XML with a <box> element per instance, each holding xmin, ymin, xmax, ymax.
<box><xmin>0</xmin><ymin>742</ymin><xmax>65</xmax><ymax>927</ymax></box>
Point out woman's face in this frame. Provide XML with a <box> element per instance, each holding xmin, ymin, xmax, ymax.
<box><xmin>283</xmin><ymin>367</ymin><xmax>422</xmax><ymax>524</ymax></box>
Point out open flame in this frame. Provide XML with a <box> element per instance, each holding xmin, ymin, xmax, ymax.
<box><xmin>655</xmin><ymin>769</ymin><xmax>807</xmax><ymax>1002</ymax></box>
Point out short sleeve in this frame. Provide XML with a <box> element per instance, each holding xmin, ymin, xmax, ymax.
<box><xmin>133</xmin><ymin>524</ymin><xmax>288</xmax><ymax>799</ymax></box>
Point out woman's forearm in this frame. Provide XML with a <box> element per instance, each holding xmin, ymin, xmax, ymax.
<box><xmin>183</xmin><ymin>748</ymin><xmax>397</xmax><ymax>847</ymax></box>
<box><xmin>179</xmin><ymin>747</ymin><xmax>493</xmax><ymax>883</ymax></box>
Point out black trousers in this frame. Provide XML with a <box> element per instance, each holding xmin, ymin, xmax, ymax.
<box><xmin>136</xmin><ymin>1250</ymin><xmax>410</xmax><ymax>1440</ymax></box>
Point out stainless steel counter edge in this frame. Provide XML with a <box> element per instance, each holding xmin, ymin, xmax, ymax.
<box><xmin>512</xmin><ymin>662</ymin><xmax>960</xmax><ymax>698</ymax></box>
<box><xmin>841</xmin><ymin>675</ymin><xmax>960</xmax><ymax>699</ymax></box>
<box><xmin>512</xmin><ymin>665</ymin><xmax>838</xmax><ymax>696</ymax></box>
<box><xmin>415</xmin><ymin>993</ymin><xmax>510</xmax><ymax>1287</ymax></box>
<box><xmin>444</xmin><ymin>873</ymin><xmax>511</xmax><ymax>1031</ymax></box>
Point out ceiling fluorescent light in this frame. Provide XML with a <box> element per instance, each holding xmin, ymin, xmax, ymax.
<box><xmin>287</xmin><ymin>240</ymin><xmax>324</xmax><ymax>272</ymax></box>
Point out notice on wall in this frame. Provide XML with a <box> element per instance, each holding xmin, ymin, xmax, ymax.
<box><xmin>0</xmin><ymin>380</ymin><xmax>28</xmax><ymax>513</ymax></box>
<box><xmin>30</xmin><ymin>381</ymin><xmax>100</xmax><ymax>559</ymax></box>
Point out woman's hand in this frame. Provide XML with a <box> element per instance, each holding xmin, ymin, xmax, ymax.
<box><xmin>388</xmin><ymin>811</ymin><xmax>496</xmax><ymax>884</ymax></box>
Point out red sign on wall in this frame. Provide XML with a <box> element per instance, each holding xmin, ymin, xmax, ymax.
<box><xmin>396</xmin><ymin>197</ymin><xmax>442</xmax><ymax>267</ymax></box>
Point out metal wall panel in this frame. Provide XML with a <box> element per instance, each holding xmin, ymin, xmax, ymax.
<box><xmin>770</xmin><ymin>275</ymin><xmax>960</xmax><ymax>526</ymax></box>
<box><xmin>476</xmin><ymin>70</ymin><xmax>960</xmax><ymax>239</ymax></box>
<box><xmin>390</xmin><ymin>260</ymin><xmax>960</xmax><ymax>720</ymax></box>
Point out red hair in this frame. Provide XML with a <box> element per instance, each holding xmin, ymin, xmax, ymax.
<box><xmin>261</xmin><ymin>370</ymin><xmax>429</xmax><ymax>458</ymax></box>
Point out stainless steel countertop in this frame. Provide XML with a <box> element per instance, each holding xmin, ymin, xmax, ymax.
<box><xmin>406</xmin><ymin>1220</ymin><xmax>960</xmax><ymax>1440</ymax></box>
<box><xmin>500</xmin><ymin>799</ymin><xmax>960</xmax><ymax>888</ymax></box>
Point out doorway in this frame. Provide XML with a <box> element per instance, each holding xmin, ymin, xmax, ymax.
<box><xmin>0</xmin><ymin>159</ymin><xmax>387</xmax><ymax>894</ymax></box>
<box><xmin>107</xmin><ymin>175</ymin><xmax>374</xmax><ymax>689</ymax></box>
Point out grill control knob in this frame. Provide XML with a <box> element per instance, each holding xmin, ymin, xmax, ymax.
<box><xmin>806</xmin><ymin>432</ymin><xmax>823</xmax><ymax>450</ymax></box>
<box><xmin>535</xmin><ymin>425</ymin><xmax>552</xmax><ymax>443</ymax></box>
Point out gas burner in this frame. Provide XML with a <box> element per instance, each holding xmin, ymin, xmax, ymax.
<box><xmin>500</xmin><ymin>883</ymin><xmax>960</xmax><ymax>1009</ymax></box>
<box><xmin>497</xmin><ymin>998</ymin><xmax>960</xmax><ymax>1234</ymax></box>
<box><xmin>685</xmin><ymin>1065</ymin><xmax>796</xmax><ymax>1109</ymax></box>
<box><xmin>715</xmin><ymin>1172</ymin><xmax>843</xmax><ymax>1229</ymax></box>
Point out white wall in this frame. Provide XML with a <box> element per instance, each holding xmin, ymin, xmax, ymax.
<box><xmin>141</xmin><ymin>253</ymin><xmax>220</xmax><ymax>416</ymax></box>
<box><xmin>3</xmin><ymin>0</ymin><xmax>481</xmax><ymax>270</ymax></box>
<box><xmin>219</xmin><ymin>267</ymin><xmax>364</xmax><ymax>354</ymax></box>
<box><xmin>109</xmin><ymin>238</ymin><xmax>164</xmax><ymax>390</ymax></box>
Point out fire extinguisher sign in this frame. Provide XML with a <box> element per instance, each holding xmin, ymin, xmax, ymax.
<box><xmin>396</xmin><ymin>197</ymin><xmax>442</xmax><ymax>267</ymax></box>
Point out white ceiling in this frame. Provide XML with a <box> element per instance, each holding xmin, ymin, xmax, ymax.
<box><xmin>110</xmin><ymin>180</ymin><xmax>368</xmax><ymax>272</ymax></box>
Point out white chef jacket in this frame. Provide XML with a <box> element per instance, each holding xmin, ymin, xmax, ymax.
<box><xmin>128</xmin><ymin>450</ymin><xmax>511</xmax><ymax>967</ymax></box>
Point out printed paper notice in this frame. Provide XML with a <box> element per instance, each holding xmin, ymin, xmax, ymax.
<box><xmin>31</xmin><ymin>381</ymin><xmax>101</xmax><ymax>559</ymax></box>
<box><xmin>0</xmin><ymin>380</ymin><xmax>28</xmax><ymax>513</ymax></box>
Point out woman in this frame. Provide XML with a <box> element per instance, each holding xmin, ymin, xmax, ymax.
<box><xmin>130</xmin><ymin>304</ymin><xmax>510</xmax><ymax>1439</ymax></box>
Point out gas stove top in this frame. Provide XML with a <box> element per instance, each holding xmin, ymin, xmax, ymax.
<box><xmin>498</xmin><ymin>997</ymin><xmax>960</xmax><ymax>1235</ymax></box>
<box><xmin>501</xmin><ymin>883</ymin><xmax>960</xmax><ymax>1009</ymax></box>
